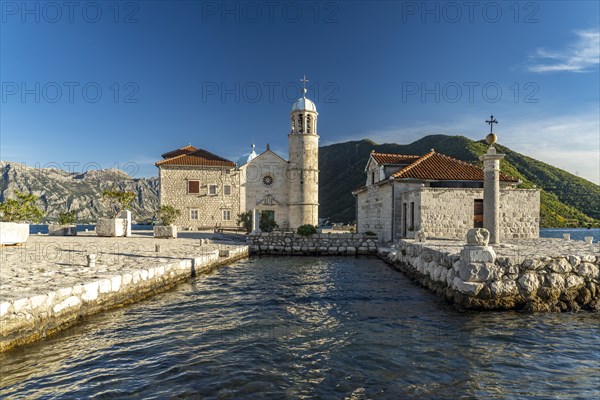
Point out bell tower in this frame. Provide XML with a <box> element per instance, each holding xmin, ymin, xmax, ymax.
<box><xmin>288</xmin><ymin>76</ymin><xmax>319</xmax><ymax>229</ymax></box>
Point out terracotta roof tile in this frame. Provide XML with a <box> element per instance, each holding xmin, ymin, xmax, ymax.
<box><xmin>371</xmin><ymin>152</ymin><xmax>420</xmax><ymax>165</ymax></box>
<box><xmin>390</xmin><ymin>151</ymin><xmax>518</xmax><ymax>182</ymax></box>
<box><xmin>161</xmin><ymin>145</ymin><xmax>198</xmax><ymax>159</ymax></box>
<box><xmin>156</xmin><ymin>148</ymin><xmax>235</xmax><ymax>167</ymax></box>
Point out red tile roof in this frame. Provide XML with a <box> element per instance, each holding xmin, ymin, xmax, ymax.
<box><xmin>389</xmin><ymin>151</ymin><xmax>518</xmax><ymax>182</ymax></box>
<box><xmin>370</xmin><ymin>151</ymin><xmax>420</xmax><ymax>165</ymax></box>
<box><xmin>156</xmin><ymin>147</ymin><xmax>235</xmax><ymax>167</ymax></box>
<box><xmin>161</xmin><ymin>145</ymin><xmax>198</xmax><ymax>159</ymax></box>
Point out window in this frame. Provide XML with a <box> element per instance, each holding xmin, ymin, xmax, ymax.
<box><xmin>262</xmin><ymin>175</ymin><xmax>274</xmax><ymax>186</ymax></box>
<box><xmin>410</xmin><ymin>202</ymin><xmax>415</xmax><ymax>229</ymax></box>
<box><xmin>190</xmin><ymin>209</ymin><xmax>199</xmax><ymax>220</ymax></box>
<box><xmin>188</xmin><ymin>180</ymin><xmax>200</xmax><ymax>194</ymax></box>
<box><xmin>371</xmin><ymin>171</ymin><xmax>375</xmax><ymax>185</ymax></box>
<box><xmin>224</xmin><ymin>169</ymin><xmax>230</xmax><ymax>175</ymax></box>
<box><xmin>222</xmin><ymin>210</ymin><xmax>231</xmax><ymax>221</ymax></box>
<box><xmin>209</xmin><ymin>185</ymin><xmax>217</xmax><ymax>195</ymax></box>
<box><xmin>224</xmin><ymin>185</ymin><xmax>231</xmax><ymax>195</ymax></box>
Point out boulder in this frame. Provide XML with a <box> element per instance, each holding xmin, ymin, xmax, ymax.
<box><xmin>48</xmin><ymin>225</ymin><xmax>77</xmax><ymax>236</ymax></box>
<box><xmin>452</xmin><ymin>277</ymin><xmax>484</xmax><ymax>296</ymax></box>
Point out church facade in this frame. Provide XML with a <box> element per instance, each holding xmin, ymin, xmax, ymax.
<box><xmin>155</xmin><ymin>88</ymin><xmax>319</xmax><ymax>230</ymax></box>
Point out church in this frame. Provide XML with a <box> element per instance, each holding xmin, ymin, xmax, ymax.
<box><xmin>352</xmin><ymin>148</ymin><xmax>540</xmax><ymax>242</ymax></box>
<box><xmin>155</xmin><ymin>84</ymin><xmax>319</xmax><ymax>231</ymax></box>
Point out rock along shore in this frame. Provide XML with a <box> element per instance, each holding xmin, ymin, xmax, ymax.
<box><xmin>0</xmin><ymin>231</ymin><xmax>248</xmax><ymax>352</ymax></box>
<box><xmin>380</xmin><ymin>238</ymin><xmax>600</xmax><ymax>312</ymax></box>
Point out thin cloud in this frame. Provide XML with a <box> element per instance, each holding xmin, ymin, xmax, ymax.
<box><xmin>527</xmin><ymin>30</ymin><xmax>599</xmax><ymax>73</ymax></box>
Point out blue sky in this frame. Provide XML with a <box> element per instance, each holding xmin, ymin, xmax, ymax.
<box><xmin>1</xmin><ymin>1</ymin><xmax>599</xmax><ymax>183</ymax></box>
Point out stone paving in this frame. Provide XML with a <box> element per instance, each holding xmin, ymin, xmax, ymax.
<box><xmin>0</xmin><ymin>231</ymin><xmax>245</xmax><ymax>302</ymax></box>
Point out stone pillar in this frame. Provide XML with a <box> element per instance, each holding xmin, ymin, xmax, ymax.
<box><xmin>479</xmin><ymin>147</ymin><xmax>504</xmax><ymax>244</ymax></box>
<box><xmin>251</xmin><ymin>208</ymin><xmax>261</xmax><ymax>234</ymax></box>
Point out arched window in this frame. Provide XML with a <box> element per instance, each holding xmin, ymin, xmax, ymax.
<box><xmin>291</xmin><ymin>116</ymin><xmax>296</xmax><ymax>132</ymax></box>
<box><xmin>306</xmin><ymin>115</ymin><xmax>312</xmax><ymax>133</ymax></box>
<box><xmin>297</xmin><ymin>114</ymin><xmax>303</xmax><ymax>133</ymax></box>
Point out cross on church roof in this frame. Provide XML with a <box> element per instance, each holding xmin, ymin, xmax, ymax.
<box><xmin>300</xmin><ymin>75</ymin><xmax>309</xmax><ymax>97</ymax></box>
<box><xmin>486</xmin><ymin>115</ymin><xmax>498</xmax><ymax>133</ymax></box>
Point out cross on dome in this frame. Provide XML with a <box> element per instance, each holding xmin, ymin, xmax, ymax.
<box><xmin>300</xmin><ymin>75</ymin><xmax>309</xmax><ymax>98</ymax></box>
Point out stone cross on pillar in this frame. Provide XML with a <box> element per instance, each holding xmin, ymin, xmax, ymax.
<box><xmin>479</xmin><ymin>146</ymin><xmax>505</xmax><ymax>244</ymax></box>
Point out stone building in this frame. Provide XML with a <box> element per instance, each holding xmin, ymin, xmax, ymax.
<box><xmin>156</xmin><ymin>86</ymin><xmax>319</xmax><ymax>230</ymax></box>
<box><xmin>352</xmin><ymin>150</ymin><xmax>540</xmax><ymax>242</ymax></box>
<box><xmin>155</xmin><ymin>146</ymin><xmax>239</xmax><ymax>229</ymax></box>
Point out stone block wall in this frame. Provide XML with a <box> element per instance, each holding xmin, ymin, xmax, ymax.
<box><xmin>499</xmin><ymin>189</ymin><xmax>540</xmax><ymax>239</ymax></box>
<box><xmin>417</xmin><ymin>188</ymin><xmax>481</xmax><ymax>239</ymax></box>
<box><xmin>403</xmin><ymin>188</ymin><xmax>539</xmax><ymax>240</ymax></box>
<box><xmin>247</xmin><ymin>232</ymin><xmax>379</xmax><ymax>255</ymax></box>
<box><xmin>158</xmin><ymin>166</ymin><xmax>240</xmax><ymax>229</ymax></box>
<box><xmin>356</xmin><ymin>184</ymin><xmax>393</xmax><ymax>242</ymax></box>
<box><xmin>385</xmin><ymin>240</ymin><xmax>600</xmax><ymax>312</ymax></box>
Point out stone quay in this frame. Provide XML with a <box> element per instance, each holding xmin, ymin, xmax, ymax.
<box><xmin>381</xmin><ymin>235</ymin><xmax>600</xmax><ymax>312</ymax></box>
<box><xmin>0</xmin><ymin>231</ymin><xmax>249</xmax><ymax>352</ymax></box>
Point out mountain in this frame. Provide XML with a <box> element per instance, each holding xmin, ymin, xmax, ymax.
<box><xmin>319</xmin><ymin>135</ymin><xmax>600</xmax><ymax>228</ymax></box>
<box><xmin>0</xmin><ymin>162</ymin><xmax>159</xmax><ymax>223</ymax></box>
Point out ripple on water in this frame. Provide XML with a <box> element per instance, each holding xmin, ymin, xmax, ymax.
<box><xmin>1</xmin><ymin>256</ymin><xmax>599</xmax><ymax>399</ymax></box>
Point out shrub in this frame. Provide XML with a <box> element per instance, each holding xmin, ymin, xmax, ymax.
<box><xmin>157</xmin><ymin>205</ymin><xmax>181</xmax><ymax>226</ymax></box>
<box><xmin>237</xmin><ymin>211</ymin><xmax>252</xmax><ymax>233</ymax></box>
<box><xmin>0</xmin><ymin>191</ymin><xmax>44</xmax><ymax>223</ymax></box>
<box><xmin>296</xmin><ymin>224</ymin><xmax>317</xmax><ymax>236</ymax></box>
<box><xmin>102</xmin><ymin>190</ymin><xmax>136</xmax><ymax>218</ymax></box>
<box><xmin>58</xmin><ymin>211</ymin><xmax>76</xmax><ymax>225</ymax></box>
<box><xmin>259</xmin><ymin>211</ymin><xmax>278</xmax><ymax>232</ymax></box>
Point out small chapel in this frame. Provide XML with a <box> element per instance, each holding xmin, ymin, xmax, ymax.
<box><xmin>155</xmin><ymin>80</ymin><xmax>319</xmax><ymax>231</ymax></box>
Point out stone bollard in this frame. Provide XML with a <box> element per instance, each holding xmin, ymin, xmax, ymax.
<box><xmin>416</xmin><ymin>230</ymin><xmax>426</xmax><ymax>243</ymax></box>
<box><xmin>584</xmin><ymin>236</ymin><xmax>593</xmax><ymax>244</ymax></box>
<box><xmin>453</xmin><ymin>228</ymin><xmax>497</xmax><ymax>296</ymax></box>
<box><xmin>155</xmin><ymin>244</ymin><xmax>161</xmax><ymax>252</ymax></box>
<box><xmin>563</xmin><ymin>233</ymin><xmax>570</xmax><ymax>240</ymax></box>
<box><xmin>87</xmin><ymin>254</ymin><xmax>96</xmax><ymax>268</ymax></box>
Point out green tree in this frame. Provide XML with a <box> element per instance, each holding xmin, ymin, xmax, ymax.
<box><xmin>102</xmin><ymin>190</ymin><xmax>136</xmax><ymax>218</ymax></box>
<box><xmin>58</xmin><ymin>211</ymin><xmax>76</xmax><ymax>225</ymax></box>
<box><xmin>157</xmin><ymin>205</ymin><xmax>181</xmax><ymax>226</ymax></box>
<box><xmin>0</xmin><ymin>191</ymin><xmax>44</xmax><ymax>223</ymax></box>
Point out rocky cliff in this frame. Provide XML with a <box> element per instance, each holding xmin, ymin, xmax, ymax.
<box><xmin>0</xmin><ymin>162</ymin><xmax>159</xmax><ymax>223</ymax></box>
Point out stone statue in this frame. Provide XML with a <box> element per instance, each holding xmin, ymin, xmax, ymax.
<box><xmin>416</xmin><ymin>229</ymin><xmax>426</xmax><ymax>243</ymax></box>
<box><xmin>466</xmin><ymin>228</ymin><xmax>490</xmax><ymax>247</ymax></box>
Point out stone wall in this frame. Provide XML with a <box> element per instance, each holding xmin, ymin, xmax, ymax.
<box><xmin>499</xmin><ymin>189</ymin><xmax>540</xmax><ymax>239</ymax></box>
<box><xmin>384</xmin><ymin>239</ymin><xmax>599</xmax><ymax>312</ymax></box>
<box><xmin>247</xmin><ymin>232</ymin><xmax>378</xmax><ymax>255</ymax></box>
<box><xmin>356</xmin><ymin>184</ymin><xmax>394</xmax><ymax>242</ymax></box>
<box><xmin>0</xmin><ymin>246</ymin><xmax>249</xmax><ymax>352</ymax></box>
<box><xmin>158</xmin><ymin>165</ymin><xmax>240</xmax><ymax>229</ymax></box>
<box><xmin>357</xmin><ymin>185</ymin><xmax>539</xmax><ymax>242</ymax></box>
<box><xmin>403</xmin><ymin>188</ymin><xmax>539</xmax><ymax>240</ymax></box>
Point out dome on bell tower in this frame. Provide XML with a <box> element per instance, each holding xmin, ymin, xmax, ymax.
<box><xmin>291</xmin><ymin>90</ymin><xmax>317</xmax><ymax>112</ymax></box>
